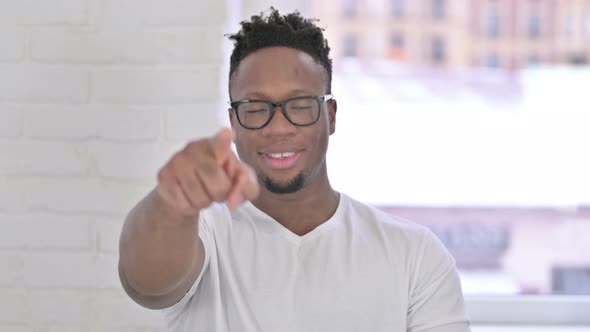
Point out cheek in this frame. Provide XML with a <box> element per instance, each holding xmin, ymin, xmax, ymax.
<box><xmin>234</xmin><ymin>133</ymin><xmax>256</xmax><ymax>162</ymax></box>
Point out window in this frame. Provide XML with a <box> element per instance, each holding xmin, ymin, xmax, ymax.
<box><xmin>389</xmin><ymin>33</ymin><xmax>405</xmax><ymax>60</ymax></box>
<box><xmin>563</xmin><ymin>13</ymin><xmax>573</xmax><ymax>37</ymax></box>
<box><xmin>342</xmin><ymin>34</ymin><xmax>357</xmax><ymax>57</ymax></box>
<box><xmin>552</xmin><ymin>267</ymin><xmax>590</xmax><ymax>295</ymax></box>
<box><xmin>527</xmin><ymin>54</ymin><xmax>540</xmax><ymax>65</ymax></box>
<box><xmin>431</xmin><ymin>36</ymin><xmax>445</xmax><ymax>64</ymax></box>
<box><xmin>391</xmin><ymin>34</ymin><xmax>404</xmax><ymax>48</ymax></box>
<box><xmin>485</xmin><ymin>12</ymin><xmax>500</xmax><ymax>38</ymax></box>
<box><xmin>431</xmin><ymin>0</ymin><xmax>446</xmax><ymax>20</ymax></box>
<box><xmin>484</xmin><ymin>52</ymin><xmax>500</xmax><ymax>67</ymax></box>
<box><xmin>342</xmin><ymin>0</ymin><xmax>357</xmax><ymax>18</ymax></box>
<box><xmin>308</xmin><ymin>0</ymin><xmax>590</xmax><ymax>327</ymax></box>
<box><xmin>391</xmin><ymin>0</ymin><xmax>404</xmax><ymax>17</ymax></box>
<box><xmin>528</xmin><ymin>15</ymin><xmax>541</xmax><ymax>39</ymax></box>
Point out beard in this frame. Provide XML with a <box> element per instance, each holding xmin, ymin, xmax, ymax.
<box><xmin>258</xmin><ymin>172</ymin><xmax>306</xmax><ymax>194</ymax></box>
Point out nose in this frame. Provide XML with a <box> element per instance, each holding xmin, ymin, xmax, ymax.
<box><xmin>261</xmin><ymin>105</ymin><xmax>297</xmax><ymax>136</ymax></box>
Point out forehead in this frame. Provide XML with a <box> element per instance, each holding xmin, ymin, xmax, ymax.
<box><xmin>230</xmin><ymin>47</ymin><xmax>327</xmax><ymax>99</ymax></box>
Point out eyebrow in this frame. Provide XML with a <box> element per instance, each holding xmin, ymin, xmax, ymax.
<box><xmin>243</xmin><ymin>89</ymin><xmax>315</xmax><ymax>101</ymax></box>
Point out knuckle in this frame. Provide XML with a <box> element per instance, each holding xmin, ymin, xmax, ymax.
<box><xmin>193</xmin><ymin>195</ymin><xmax>211</xmax><ymax>209</ymax></box>
<box><xmin>210</xmin><ymin>183</ymin><xmax>230</xmax><ymax>202</ymax></box>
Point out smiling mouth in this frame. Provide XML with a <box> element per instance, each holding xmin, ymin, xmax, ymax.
<box><xmin>261</xmin><ymin>151</ymin><xmax>301</xmax><ymax>169</ymax></box>
<box><xmin>267</xmin><ymin>152</ymin><xmax>295</xmax><ymax>159</ymax></box>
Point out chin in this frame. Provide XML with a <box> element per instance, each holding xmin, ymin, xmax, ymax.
<box><xmin>259</xmin><ymin>172</ymin><xmax>306</xmax><ymax>194</ymax></box>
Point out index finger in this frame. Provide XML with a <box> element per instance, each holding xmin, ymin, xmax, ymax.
<box><xmin>210</xmin><ymin>128</ymin><xmax>233</xmax><ymax>164</ymax></box>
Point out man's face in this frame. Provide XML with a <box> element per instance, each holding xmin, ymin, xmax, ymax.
<box><xmin>229</xmin><ymin>46</ymin><xmax>336</xmax><ymax>194</ymax></box>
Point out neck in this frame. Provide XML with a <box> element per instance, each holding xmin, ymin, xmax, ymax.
<box><xmin>251</xmin><ymin>167</ymin><xmax>339</xmax><ymax>236</ymax></box>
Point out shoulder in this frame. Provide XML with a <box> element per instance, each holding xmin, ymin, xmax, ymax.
<box><xmin>342</xmin><ymin>193</ymin><xmax>431</xmax><ymax>241</ymax></box>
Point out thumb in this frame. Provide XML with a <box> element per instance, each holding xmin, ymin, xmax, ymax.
<box><xmin>210</xmin><ymin>128</ymin><xmax>233</xmax><ymax>163</ymax></box>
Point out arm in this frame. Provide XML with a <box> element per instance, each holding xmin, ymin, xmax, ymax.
<box><xmin>407</xmin><ymin>229</ymin><xmax>471</xmax><ymax>332</ymax></box>
<box><xmin>118</xmin><ymin>189</ymin><xmax>206</xmax><ymax>310</ymax></box>
<box><xmin>118</xmin><ymin>128</ymin><xmax>259</xmax><ymax>310</ymax></box>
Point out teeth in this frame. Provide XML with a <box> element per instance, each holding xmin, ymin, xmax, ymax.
<box><xmin>269</xmin><ymin>152</ymin><xmax>295</xmax><ymax>159</ymax></box>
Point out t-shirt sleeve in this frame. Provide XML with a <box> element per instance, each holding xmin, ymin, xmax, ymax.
<box><xmin>407</xmin><ymin>228</ymin><xmax>471</xmax><ymax>332</ymax></box>
<box><xmin>159</xmin><ymin>209</ymin><xmax>214</xmax><ymax>321</ymax></box>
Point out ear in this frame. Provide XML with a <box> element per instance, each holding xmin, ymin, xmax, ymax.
<box><xmin>328</xmin><ymin>99</ymin><xmax>337</xmax><ymax>135</ymax></box>
<box><xmin>228</xmin><ymin>108</ymin><xmax>237</xmax><ymax>143</ymax></box>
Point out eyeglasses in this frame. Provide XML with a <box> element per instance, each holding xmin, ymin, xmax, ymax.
<box><xmin>229</xmin><ymin>95</ymin><xmax>333</xmax><ymax>130</ymax></box>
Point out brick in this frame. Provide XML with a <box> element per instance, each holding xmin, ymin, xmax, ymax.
<box><xmin>31</xmin><ymin>20</ymin><xmax>224</xmax><ymax>65</ymax></box>
<box><xmin>0</xmin><ymin>178</ymin><xmax>28</xmax><ymax>212</ymax></box>
<box><xmin>0</xmin><ymin>254</ymin><xmax>24</xmax><ymax>287</ymax></box>
<box><xmin>94</xmin><ymin>327</ymin><xmax>164</xmax><ymax>332</ymax></box>
<box><xmin>100</xmin><ymin>0</ymin><xmax>148</xmax><ymax>30</ymax></box>
<box><xmin>87</xmin><ymin>142</ymin><xmax>172</xmax><ymax>179</ymax></box>
<box><xmin>96</xmin><ymin>219</ymin><xmax>123</xmax><ymax>254</ymax></box>
<box><xmin>91</xmin><ymin>67</ymin><xmax>220</xmax><ymax>104</ymax></box>
<box><xmin>0</xmin><ymin>213</ymin><xmax>93</xmax><ymax>250</ymax></box>
<box><xmin>23</xmin><ymin>253</ymin><xmax>120</xmax><ymax>289</ymax></box>
<box><xmin>95</xmin><ymin>254</ymin><xmax>123</xmax><ymax>289</ymax></box>
<box><xmin>30</xmin><ymin>289</ymin><xmax>94</xmax><ymax>324</ymax></box>
<box><xmin>0</xmin><ymin>289</ymin><xmax>29</xmax><ymax>324</ymax></box>
<box><xmin>0</xmin><ymin>107</ymin><xmax>22</xmax><ymax>138</ymax></box>
<box><xmin>94</xmin><ymin>291</ymin><xmax>165</xmax><ymax>328</ymax></box>
<box><xmin>0</xmin><ymin>0</ymin><xmax>88</xmax><ymax>25</ymax></box>
<box><xmin>155</xmin><ymin>28</ymin><xmax>224</xmax><ymax>64</ymax></box>
<box><xmin>141</xmin><ymin>0</ymin><xmax>226</xmax><ymax>26</ymax></box>
<box><xmin>0</xmin><ymin>65</ymin><xmax>88</xmax><ymax>103</ymax></box>
<box><xmin>0</xmin><ymin>141</ymin><xmax>90</xmax><ymax>176</ymax></box>
<box><xmin>22</xmin><ymin>106</ymin><xmax>160</xmax><ymax>142</ymax></box>
<box><xmin>0</xmin><ymin>326</ymin><xmax>32</xmax><ymax>332</ymax></box>
<box><xmin>0</xmin><ymin>28</ymin><xmax>26</xmax><ymax>61</ymax></box>
<box><xmin>164</xmin><ymin>103</ymin><xmax>225</xmax><ymax>141</ymax></box>
<box><xmin>23</xmin><ymin>178</ymin><xmax>152</xmax><ymax>215</ymax></box>
<box><xmin>31</xmin><ymin>289</ymin><xmax>165</xmax><ymax>328</ymax></box>
<box><xmin>31</xmin><ymin>28</ymin><xmax>160</xmax><ymax>64</ymax></box>
<box><xmin>42</xmin><ymin>325</ymin><xmax>96</xmax><ymax>332</ymax></box>
<box><xmin>93</xmin><ymin>107</ymin><xmax>161</xmax><ymax>142</ymax></box>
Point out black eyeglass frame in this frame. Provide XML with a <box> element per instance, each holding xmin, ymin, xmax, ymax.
<box><xmin>229</xmin><ymin>94</ymin><xmax>334</xmax><ymax>130</ymax></box>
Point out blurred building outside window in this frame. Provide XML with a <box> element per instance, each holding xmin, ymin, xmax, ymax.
<box><xmin>342</xmin><ymin>0</ymin><xmax>357</xmax><ymax>18</ymax></box>
<box><xmin>389</xmin><ymin>33</ymin><xmax>405</xmax><ymax>60</ymax></box>
<box><xmin>391</xmin><ymin>0</ymin><xmax>404</xmax><ymax>17</ymax></box>
<box><xmin>562</xmin><ymin>13</ymin><xmax>573</xmax><ymax>38</ymax></box>
<box><xmin>484</xmin><ymin>52</ymin><xmax>500</xmax><ymax>67</ymax></box>
<box><xmin>342</xmin><ymin>34</ymin><xmax>357</xmax><ymax>57</ymax></box>
<box><xmin>528</xmin><ymin>14</ymin><xmax>541</xmax><ymax>39</ymax></box>
<box><xmin>431</xmin><ymin>0</ymin><xmax>446</xmax><ymax>20</ymax></box>
<box><xmin>431</xmin><ymin>36</ymin><xmax>446</xmax><ymax>64</ymax></box>
<box><xmin>527</xmin><ymin>53</ymin><xmax>540</xmax><ymax>66</ymax></box>
<box><xmin>485</xmin><ymin>12</ymin><xmax>500</xmax><ymax>38</ymax></box>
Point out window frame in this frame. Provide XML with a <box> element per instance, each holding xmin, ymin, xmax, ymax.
<box><xmin>466</xmin><ymin>295</ymin><xmax>590</xmax><ymax>325</ymax></box>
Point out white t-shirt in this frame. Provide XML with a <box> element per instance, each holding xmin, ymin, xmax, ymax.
<box><xmin>161</xmin><ymin>193</ymin><xmax>471</xmax><ymax>332</ymax></box>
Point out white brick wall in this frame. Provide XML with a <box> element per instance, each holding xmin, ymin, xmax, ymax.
<box><xmin>0</xmin><ymin>0</ymin><xmax>235</xmax><ymax>330</ymax></box>
<box><xmin>0</xmin><ymin>0</ymin><xmax>309</xmax><ymax>330</ymax></box>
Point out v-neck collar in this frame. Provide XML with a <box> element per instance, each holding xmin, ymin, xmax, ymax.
<box><xmin>240</xmin><ymin>193</ymin><xmax>347</xmax><ymax>246</ymax></box>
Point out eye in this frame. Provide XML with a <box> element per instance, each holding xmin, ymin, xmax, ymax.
<box><xmin>291</xmin><ymin>105</ymin><xmax>313</xmax><ymax>111</ymax></box>
<box><xmin>245</xmin><ymin>109</ymin><xmax>267</xmax><ymax>114</ymax></box>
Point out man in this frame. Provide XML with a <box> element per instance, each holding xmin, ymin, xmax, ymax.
<box><xmin>119</xmin><ymin>8</ymin><xmax>471</xmax><ymax>332</ymax></box>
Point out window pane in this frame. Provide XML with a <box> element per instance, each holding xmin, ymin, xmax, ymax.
<box><xmin>391</xmin><ymin>0</ymin><xmax>404</xmax><ymax>17</ymax></box>
<box><xmin>342</xmin><ymin>0</ymin><xmax>357</xmax><ymax>17</ymax></box>
<box><xmin>528</xmin><ymin>15</ymin><xmax>541</xmax><ymax>39</ymax></box>
<box><xmin>431</xmin><ymin>36</ymin><xmax>445</xmax><ymax>64</ymax></box>
<box><xmin>342</xmin><ymin>34</ymin><xmax>357</xmax><ymax>57</ymax></box>
<box><xmin>432</xmin><ymin>0</ymin><xmax>445</xmax><ymax>19</ymax></box>
<box><xmin>485</xmin><ymin>12</ymin><xmax>500</xmax><ymax>38</ymax></box>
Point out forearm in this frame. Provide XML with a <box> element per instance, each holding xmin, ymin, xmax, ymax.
<box><xmin>118</xmin><ymin>189</ymin><xmax>204</xmax><ymax>298</ymax></box>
